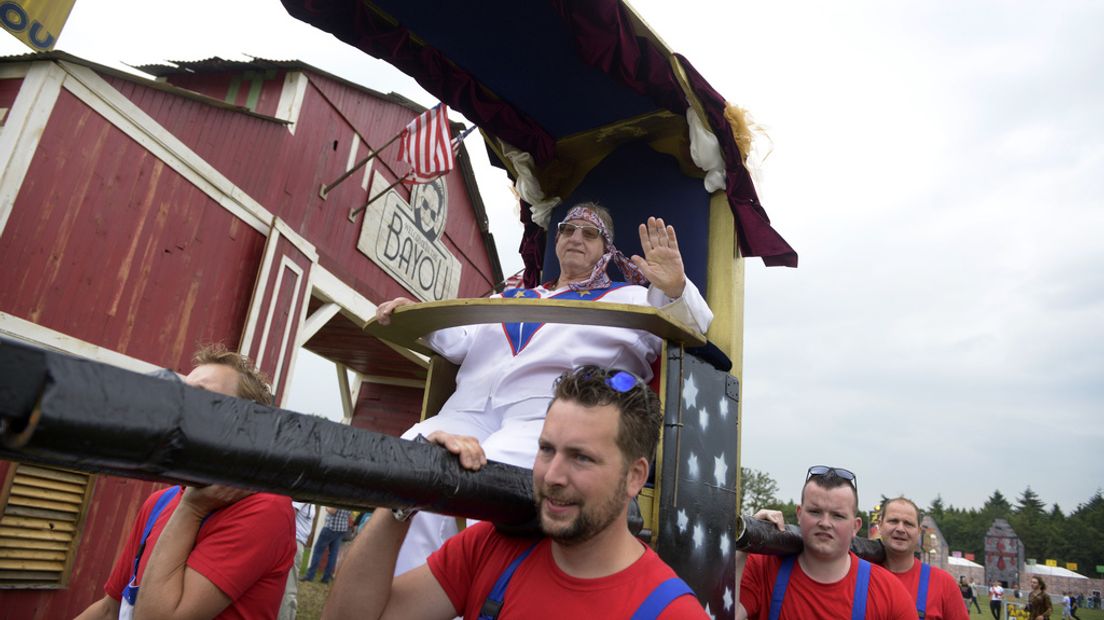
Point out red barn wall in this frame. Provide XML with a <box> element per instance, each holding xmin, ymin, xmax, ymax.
<box><xmin>0</xmin><ymin>88</ymin><xmax>265</xmax><ymax>371</ymax></box>
<box><xmin>0</xmin><ymin>57</ymin><xmax>500</xmax><ymax>614</ymax></box>
<box><xmin>104</xmin><ymin>70</ymin><xmax>498</xmax><ymax>304</ymax></box>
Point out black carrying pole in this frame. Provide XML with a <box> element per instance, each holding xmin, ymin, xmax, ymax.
<box><xmin>733</xmin><ymin>515</ymin><xmax>887</xmax><ymax>564</ymax></box>
<box><xmin>0</xmin><ymin>339</ymin><xmax>535</xmax><ymax>528</ymax></box>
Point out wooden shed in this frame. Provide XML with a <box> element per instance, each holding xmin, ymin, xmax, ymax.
<box><xmin>0</xmin><ymin>51</ymin><xmax>499</xmax><ymax>616</ymax></box>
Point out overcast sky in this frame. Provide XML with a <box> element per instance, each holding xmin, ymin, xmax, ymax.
<box><xmin>5</xmin><ymin>1</ymin><xmax>1100</xmax><ymax>515</ymax></box>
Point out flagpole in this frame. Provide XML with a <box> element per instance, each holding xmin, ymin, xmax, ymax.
<box><xmin>346</xmin><ymin>121</ymin><xmax>477</xmax><ymax>222</ymax></box>
<box><xmin>319</xmin><ymin>129</ymin><xmax>406</xmax><ymax>199</ymax></box>
<box><xmin>347</xmin><ymin>172</ymin><xmax>414</xmax><ymax>222</ymax></box>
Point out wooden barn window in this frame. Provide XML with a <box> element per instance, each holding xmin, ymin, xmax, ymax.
<box><xmin>0</xmin><ymin>463</ymin><xmax>93</xmax><ymax>588</ymax></box>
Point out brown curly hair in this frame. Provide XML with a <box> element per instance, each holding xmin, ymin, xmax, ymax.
<box><xmin>551</xmin><ymin>365</ymin><xmax>661</xmax><ymax>466</ymax></box>
<box><xmin>192</xmin><ymin>343</ymin><xmax>274</xmax><ymax>406</ymax></box>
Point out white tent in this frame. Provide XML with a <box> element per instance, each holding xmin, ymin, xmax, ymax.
<box><xmin>949</xmin><ymin>556</ymin><xmax>984</xmax><ymax>569</ymax></box>
<box><xmin>1025</xmin><ymin>564</ymin><xmax>1089</xmax><ymax>580</ymax></box>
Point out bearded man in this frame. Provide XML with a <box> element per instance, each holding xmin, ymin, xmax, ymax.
<box><xmin>323</xmin><ymin>365</ymin><xmax>709</xmax><ymax>619</ymax></box>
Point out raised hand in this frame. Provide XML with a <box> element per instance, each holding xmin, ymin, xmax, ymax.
<box><xmin>631</xmin><ymin>216</ymin><xmax>686</xmax><ymax>298</ymax></box>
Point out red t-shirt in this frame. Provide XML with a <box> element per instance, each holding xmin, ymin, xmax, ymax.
<box><xmin>104</xmin><ymin>486</ymin><xmax>295</xmax><ymax>620</ymax></box>
<box><xmin>740</xmin><ymin>552</ymin><xmax>916</xmax><ymax>620</ymax></box>
<box><xmin>427</xmin><ymin>521</ymin><xmax>708</xmax><ymax>619</ymax></box>
<box><xmin>889</xmin><ymin>561</ymin><xmax>969</xmax><ymax>620</ymax></box>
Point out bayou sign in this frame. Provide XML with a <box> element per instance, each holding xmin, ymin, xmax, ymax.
<box><xmin>357</xmin><ymin>173</ymin><xmax>461</xmax><ymax>302</ymax></box>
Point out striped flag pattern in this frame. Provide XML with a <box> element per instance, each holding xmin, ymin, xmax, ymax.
<box><xmin>398</xmin><ymin>103</ymin><xmax>455</xmax><ymax>184</ymax></box>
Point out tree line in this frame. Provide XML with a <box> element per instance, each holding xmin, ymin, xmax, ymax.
<box><xmin>740</xmin><ymin>467</ymin><xmax>1104</xmax><ymax>576</ymax></box>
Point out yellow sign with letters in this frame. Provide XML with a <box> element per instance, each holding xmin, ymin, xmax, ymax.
<box><xmin>1</xmin><ymin>0</ymin><xmax>76</xmax><ymax>51</ymax></box>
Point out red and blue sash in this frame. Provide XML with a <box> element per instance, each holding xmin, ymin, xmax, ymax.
<box><xmin>500</xmin><ymin>282</ymin><xmax>630</xmax><ymax>355</ymax></box>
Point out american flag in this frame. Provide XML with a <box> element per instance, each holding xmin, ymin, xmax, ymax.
<box><xmin>398</xmin><ymin>103</ymin><xmax>456</xmax><ymax>184</ymax></box>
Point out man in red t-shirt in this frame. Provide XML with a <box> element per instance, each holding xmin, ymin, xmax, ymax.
<box><xmin>325</xmin><ymin>365</ymin><xmax>708</xmax><ymax>619</ymax></box>
<box><xmin>878</xmin><ymin>496</ymin><xmax>968</xmax><ymax>620</ymax></box>
<box><xmin>735</xmin><ymin>467</ymin><xmax>915</xmax><ymax>619</ymax></box>
<box><xmin>74</xmin><ymin>345</ymin><xmax>295</xmax><ymax>620</ymax></box>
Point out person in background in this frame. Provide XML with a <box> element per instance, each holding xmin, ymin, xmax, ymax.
<box><xmin>1026</xmin><ymin>576</ymin><xmax>1053</xmax><ymax>620</ymax></box>
<box><xmin>301</xmin><ymin>507</ymin><xmax>351</xmax><ymax>584</ymax></box>
<box><xmin>967</xmin><ymin>578</ymin><xmax>984</xmax><ymax>613</ymax></box>
<box><xmin>990</xmin><ymin>580</ymin><xmax>1005</xmax><ymax>619</ymax></box>
<box><xmin>877</xmin><ymin>497</ymin><xmax>967</xmax><ymax>619</ymax></box>
<box><xmin>733</xmin><ymin>466</ymin><xmax>915</xmax><ymax>619</ymax></box>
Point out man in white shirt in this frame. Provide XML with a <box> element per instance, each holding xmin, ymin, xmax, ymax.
<box><xmin>989</xmin><ymin>580</ymin><xmax>1005</xmax><ymax>619</ymax></box>
<box><xmin>375</xmin><ymin>202</ymin><xmax>713</xmax><ymax>575</ymax></box>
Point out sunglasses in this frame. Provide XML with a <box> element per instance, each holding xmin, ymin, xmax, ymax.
<box><xmin>806</xmin><ymin>465</ymin><xmax>858</xmax><ymax>491</ymax></box>
<box><xmin>576</xmin><ymin>365</ymin><xmax>646</xmax><ymax>394</ymax></box>
<box><xmin>557</xmin><ymin>222</ymin><xmax>603</xmax><ymax>241</ymax></box>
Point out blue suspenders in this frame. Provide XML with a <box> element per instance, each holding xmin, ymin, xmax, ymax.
<box><xmin>121</xmin><ymin>486</ymin><xmax>181</xmax><ymax>604</ymax></box>
<box><xmin>916</xmin><ymin>563</ymin><xmax>931</xmax><ymax>619</ymax></box>
<box><xmin>630</xmin><ymin>578</ymin><xmax>695</xmax><ymax>620</ymax></box>
<box><xmin>478</xmin><ymin>542</ymin><xmax>538</xmax><ymax>620</ymax></box>
<box><xmin>852</xmin><ymin>559</ymin><xmax>871</xmax><ymax>620</ymax></box>
<box><xmin>768</xmin><ymin>554</ymin><xmax>872</xmax><ymax>620</ymax></box>
<box><xmin>768</xmin><ymin>555</ymin><xmax>798</xmax><ymax>620</ymax></box>
<box><xmin>478</xmin><ymin>542</ymin><xmax>695</xmax><ymax>620</ymax></box>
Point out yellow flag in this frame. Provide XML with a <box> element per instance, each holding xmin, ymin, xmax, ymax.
<box><xmin>1045</xmin><ymin>559</ymin><xmax>1058</xmax><ymax>567</ymax></box>
<box><xmin>1</xmin><ymin>0</ymin><xmax>76</xmax><ymax>51</ymax></box>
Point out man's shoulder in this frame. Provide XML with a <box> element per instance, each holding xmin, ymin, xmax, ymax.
<box><xmin>866</xmin><ymin>561</ymin><xmax>919</xmax><ymax>615</ymax></box>
<box><xmin>208</xmin><ymin>493</ymin><xmax>293</xmax><ymax>530</ymax></box>
<box><xmin>743</xmin><ymin>551</ymin><xmax>789</xmax><ymax>581</ymax></box>
<box><xmin>132</xmin><ymin>485</ymin><xmax>181</xmax><ymax>525</ymax></box>
<box><xmin>443</xmin><ymin>521</ymin><xmax>536</xmax><ymax>562</ymax></box>
<box><xmin>236</xmin><ymin>492</ymin><xmax>292</xmax><ymax>512</ymax></box>
<box><xmin>636</xmin><ymin>542</ymin><xmax>683</xmax><ymax>578</ymax></box>
<box><xmin>454</xmin><ymin>520</ymin><xmax>497</xmax><ymax>543</ymax></box>
<box><xmin>868</xmin><ymin>560</ymin><xmax>903</xmax><ymax>583</ymax></box>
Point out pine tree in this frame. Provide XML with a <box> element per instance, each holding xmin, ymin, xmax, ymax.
<box><xmin>928</xmin><ymin>495</ymin><xmax>946</xmax><ymax>521</ymax></box>
<box><xmin>1015</xmin><ymin>486</ymin><xmax>1046</xmax><ymax>518</ymax></box>
<box><xmin>982</xmin><ymin>490</ymin><xmax>1012</xmax><ymax>517</ymax></box>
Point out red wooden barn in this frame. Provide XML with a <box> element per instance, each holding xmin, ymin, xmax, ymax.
<box><xmin>0</xmin><ymin>51</ymin><xmax>501</xmax><ymax>616</ymax></box>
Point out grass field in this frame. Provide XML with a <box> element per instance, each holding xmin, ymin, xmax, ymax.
<box><xmin>965</xmin><ymin>599</ymin><xmax>1104</xmax><ymax>620</ymax></box>
<box><xmin>295</xmin><ymin>578</ymin><xmax>331</xmax><ymax>619</ymax></box>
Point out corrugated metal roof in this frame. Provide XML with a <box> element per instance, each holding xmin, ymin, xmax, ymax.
<box><xmin>133</xmin><ymin>55</ymin><xmax>440</xmax><ymax>122</ymax></box>
<box><xmin>133</xmin><ymin>56</ymin><xmax>308</xmax><ymax>76</ymax></box>
<box><xmin>0</xmin><ymin>50</ymin><xmax>287</xmax><ymax>123</ymax></box>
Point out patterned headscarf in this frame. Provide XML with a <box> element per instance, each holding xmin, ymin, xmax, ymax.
<box><xmin>559</xmin><ymin>206</ymin><xmax>648</xmax><ymax>291</ymax></box>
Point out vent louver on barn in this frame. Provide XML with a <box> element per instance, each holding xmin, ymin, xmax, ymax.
<box><xmin>0</xmin><ymin>464</ymin><xmax>93</xmax><ymax>587</ymax></box>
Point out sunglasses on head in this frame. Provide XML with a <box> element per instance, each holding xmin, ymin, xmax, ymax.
<box><xmin>576</xmin><ymin>365</ymin><xmax>646</xmax><ymax>394</ymax></box>
<box><xmin>557</xmin><ymin>222</ymin><xmax>603</xmax><ymax>241</ymax></box>
<box><xmin>806</xmin><ymin>465</ymin><xmax>858</xmax><ymax>491</ymax></box>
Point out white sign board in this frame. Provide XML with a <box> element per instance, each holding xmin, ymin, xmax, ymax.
<box><xmin>357</xmin><ymin>174</ymin><xmax>461</xmax><ymax>301</ymax></box>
